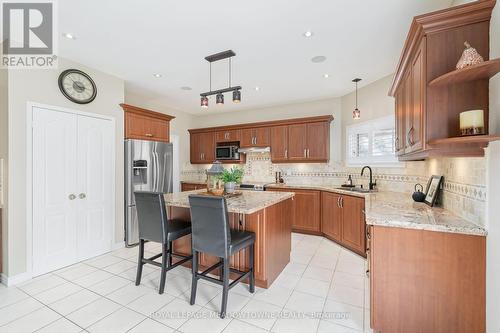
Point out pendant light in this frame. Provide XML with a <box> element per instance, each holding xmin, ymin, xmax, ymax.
<box><xmin>200</xmin><ymin>50</ymin><xmax>242</xmax><ymax>109</ymax></box>
<box><xmin>352</xmin><ymin>78</ymin><xmax>361</xmax><ymax>120</ymax></box>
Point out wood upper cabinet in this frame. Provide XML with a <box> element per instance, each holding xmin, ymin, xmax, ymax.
<box><xmin>240</xmin><ymin>127</ymin><xmax>271</xmax><ymax>148</ymax></box>
<box><xmin>190</xmin><ymin>131</ymin><xmax>215</xmax><ymax>164</ymax></box>
<box><xmin>287</xmin><ymin>124</ymin><xmax>308</xmax><ymax>160</ymax></box>
<box><xmin>306</xmin><ymin>122</ymin><xmax>329</xmax><ymax>160</ymax></box>
<box><xmin>270</xmin><ymin>125</ymin><xmax>288</xmax><ymax>162</ymax></box>
<box><xmin>215</xmin><ymin>129</ymin><xmax>241</xmax><ymax>143</ymax></box>
<box><xmin>321</xmin><ymin>192</ymin><xmax>342</xmax><ymax>243</ymax></box>
<box><xmin>189</xmin><ymin>115</ymin><xmax>333</xmax><ymax>164</ymax></box>
<box><xmin>390</xmin><ymin>1</ymin><xmax>494</xmax><ymax>160</ymax></box>
<box><xmin>121</xmin><ymin>104</ymin><xmax>174</xmax><ymax>142</ymax></box>
<box><xmin>340</xmin><ymin>195</ymin><xmax>366</xmax><ymax>256</ymax></box>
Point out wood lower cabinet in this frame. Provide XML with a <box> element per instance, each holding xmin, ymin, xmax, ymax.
<box><xmin>121</xmin><ymin>104</ymin><xmax>174</xmax><ymax>142</ymax></box>
<box><xmin>369</xmin><ymin>225</ymin><xmax>486</xmax><ymax>333</ymax></box>
<box><xmin>190</xmin><ymin>132</ymin><xmax>215</xmax><ymax>164</ymax></box>
<box><xmin>321</xmin><ymin>192</ymin><xmax>366</xmax><ymax>256</ymax></box>
<box><xmin>181</xmin><ymin>182</ymin><xmax>207</xmax><ymax>191</ymax></box>
<box><xmin>268</xmin><ymin>188</ymin><xmax>321</xmax><ymax>234</ymax></box>
<box><xmin>321</xmin><ymin>192</ymin><xmax>342</xmax><ymax>243</ymax></box>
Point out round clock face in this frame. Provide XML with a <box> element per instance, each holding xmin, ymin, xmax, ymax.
<box><xmin>58</xmin><ymin>69</ymin><xmax>97</xmax><ymax>104</ymax></box>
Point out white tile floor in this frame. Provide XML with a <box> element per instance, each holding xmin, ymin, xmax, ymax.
<box><xmin>0</xmin><ymin>233</ymin><xmax>371</xmax><ymax>333</ymax></box>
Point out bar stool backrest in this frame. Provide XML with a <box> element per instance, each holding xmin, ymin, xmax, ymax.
<box><xmin>188</xmin><ymin>195</ymin><xmax>231</xmax><ymax>258</ymax></box>
<box><xmin>134</xmin><ymin>191</ymin><xmax>168</xmax><ymax>244</ymax></box>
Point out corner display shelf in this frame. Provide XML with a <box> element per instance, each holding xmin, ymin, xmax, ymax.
<box><xmin>428</xmin><ymin>135</ymin><xmax>500</xmax><ymax>147</ymax></box>
<box><xmin>428</xmin><ymin>58</ymin><xmax>500</xmax><ymax>87</ymax></box>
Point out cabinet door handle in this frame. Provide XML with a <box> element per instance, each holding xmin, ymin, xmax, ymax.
<box><xmin>284</xmin><ymin>149</ymin><xmax>288</xmax><ymax>159</ymax></box>
<box><xmin>307</xmin><ymin>149</ymin><xmax>310</xmax><ymax>158</ymax></box>
<box><xmin>340</xmin><ymin>197</ymin><xmax>344</xmax><ymax>208</ymax></box>
<box><xmin>303</xmin><ymin>149</ymin><xmax>307</xmax><ymax>157</ymax></box>
<box><xmin>395</xmin><ymin>137</ymin><xmax>399</xmax><ymax>150</ymax></box>
<box><xmin>254</xmin><ymin>137</ymin><xmax>257</xmax><ymax>145</ymax></box>
<box><xmin>407</xmin><ymin>127</ymin><xmax>415</xmax><ymax>146</ymax></box>
<box><xmin>337</xmin><ymin>196</ymin><xmax>341</xmax><ymax>208</ymax></box>
<box><xmin>145</xmin><ymin>133</ymin><xmax>153</xmax><ymax>137</ymax></box>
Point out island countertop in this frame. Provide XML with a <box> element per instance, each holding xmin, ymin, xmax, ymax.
<box><xmin>266</xmin><ymin>183</ymin><xmax>486</xmax><ymax>236</ymax></box>
<box><xmin>164</xmin><ymin>189</ymin><xmax>295</xmax><ymax>215</ymax></box>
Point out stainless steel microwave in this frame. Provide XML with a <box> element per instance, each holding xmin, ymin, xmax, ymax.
<box><xmin>215</xmin><ymin>145</ymin><xmax>240</xmax><ymax>160</ymax></box>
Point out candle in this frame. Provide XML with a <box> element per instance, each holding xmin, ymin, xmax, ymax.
<box><xmin>460</xmin><ymin>110</ymin><xmax>485</xmax><ymax>136</ymax></box>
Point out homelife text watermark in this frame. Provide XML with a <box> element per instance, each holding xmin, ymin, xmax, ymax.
<box><xmin>1</xmin><ymin>0</ymin><xmax>58</xmax><ymax>68</ymax></box>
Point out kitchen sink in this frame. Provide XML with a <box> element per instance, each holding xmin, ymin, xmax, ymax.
<box><xmin>335</xmin><ymin>187</ymin><xmax>373</xmax><ymax>193</ymax></box>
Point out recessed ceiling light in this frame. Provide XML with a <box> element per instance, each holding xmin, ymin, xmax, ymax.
<box><xmin>323</xmin><ymin>74</ymin><xmax>329</xmax><ymax>78</ymax></box>
<box><xmin>303</xmin><ymin>31</ymin><xmax>313</xmax><ymax>38</ymax></box>
<box><xmin>180</xmin><ymin>86</ymin><xmax>192</xmax><ymax>90</ymax></box>
<box><xmin>153</xmin><ymin>73</ymin><xmax>162</xmax><ymax>78</ymax></box>
<box><xmin>62</xmin><ymin>33</ymin><xmax>76</xmax><ymax>40</ymax></box>
<box><xmin>255</xmin><ymin>86</ymin><xmax>260</xmax><ymax>91</ymax></box>
<box><xmin>311</xmin><ymin>56</ymin><xmax>326</xmax><ymax>63</ymax></box>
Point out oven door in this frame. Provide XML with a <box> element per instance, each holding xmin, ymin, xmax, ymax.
<box><xmin>216</xmin><ymin>146</ymin><xmax>233</xmax><ymax>160</ymax></box>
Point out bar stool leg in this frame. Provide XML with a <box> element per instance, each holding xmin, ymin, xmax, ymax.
<box><xmin>159</xmin><ymin>244</ymin><xmax>168</xmax><ymax>294</ymax></box>
<box><xmin>135</xmin><ymin>239</ymin><xmax>145</xmax><ymax>286</ymax></box>
<box><xmin>249</xmin><ymin>244</ymin><xmax>255</xmax><ymax>293</ymax></box>
<box><xmin>190</xmin><ymin>251</ymin><xmax>199</xmax><ymax>305</ymax></box>
<box><xmin>168</xmin><ymin>241</ymin><xmax>173</xmax><ymax>267</ymax></box>
<box><xmin>220</xmin><ymin>258</ymin><xmax>230</xmax><ymax>318</ymax></box>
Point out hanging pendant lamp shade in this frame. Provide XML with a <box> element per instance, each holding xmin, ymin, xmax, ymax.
<box><xmin>201</xmin><ymin>96</ymin><xmax>209</xmax><ymax>108</ymax></box>
<box><xmin>352</xmin><ymin>78</ymin><xmax>362</xmax><ymax>120</ymax></box>
<box><xmin>233</xmin><ymin>90</ymin><xmax>241</xmax><ymax>103</ymax></box>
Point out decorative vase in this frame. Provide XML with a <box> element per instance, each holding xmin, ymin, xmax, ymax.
<box><xmin>456</xmin><ymin>41</ymin><xmax>484</xmax><ymax>70</ymax></box>
<box><xmin>224</xmin><ymin>182</ymin><xmax>236</xmax><ymax>194</ymax></box>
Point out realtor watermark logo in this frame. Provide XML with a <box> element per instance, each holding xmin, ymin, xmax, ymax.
<box><xmin>1</xmin><ymin>0</ymin><xmax>58</xmax><ymax>68</ymax></box>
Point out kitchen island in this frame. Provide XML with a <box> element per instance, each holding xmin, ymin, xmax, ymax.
<box><xmin>164</xmin><ymin>190</ymin><xmax>295</xmax><ymax>288</ymax></box>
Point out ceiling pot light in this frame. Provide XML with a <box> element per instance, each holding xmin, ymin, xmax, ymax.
<box><xmin>201</xmin><ymin>96</ymin><xmax>209</xmax><ymax>108</ymax></box>
<box><xmin>153</xmin><ymin>73</ymin><xmax>162</xmax><ymax>78</ymax></box>
<box><xmin>216</xmin><ymin>93</ymin><xmax>224</xmax><ymax>105</ymax></box>
<box><xmin>233</xmin><ymin>90</ymin><xmax>241</xmax><ymax>103</ymax></box>
<box><xmin>303</xmin><ymin>31</ymin><xmax>313</xmax><ymax>38</ymax></box>
<box><xmin>62</xmin><ymin>33</ymin><xmax>76</xmax><ymax>39</ymax></box>
<box><xmin>311</xmin><ymin>56</ymin><xmax>326</xmax><ymax>63</ymax></box>
<box><xmin>323</xmin><ymin>74</ymin><xmax>329</xmax><ymax>78</ymax></box>
<box><xmin>181</xmin><ymin>86</ymin><xmax>192</xmax><ymax>91</ymax></box>
<box><xmin>255</xmin><ymin>86</ymin><xmax>260</xmax><ymax>91</ymax></box>
<box><xmin>352</xmin><ymin>78</ymin><xmax>362</xmax><ymax>120</ymax></box>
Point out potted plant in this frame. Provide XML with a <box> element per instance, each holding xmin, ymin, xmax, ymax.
<box><xmin>219</xmin><ymin>167</ymin><xmax>244</xmax><ymax>194</ymax></box>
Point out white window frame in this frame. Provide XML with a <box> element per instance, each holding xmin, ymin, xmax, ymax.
<box><xmin>346</xmin><ymin>115</ymin><xmax>401</xmax><ymax>167</ymax></box>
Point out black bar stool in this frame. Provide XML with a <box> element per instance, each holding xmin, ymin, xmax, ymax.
<box><xmin>134</xmin><ymin>191</ymin><xmax>192</xmax><ymax>294</ymax></box>
<box><xmin>188</xmin><ymin>194</ymin><xmax>255</xmax><ymax>318</ymax></box>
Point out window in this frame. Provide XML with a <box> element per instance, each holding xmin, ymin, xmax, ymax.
<box><xmin>346</xmin><ymin>115</ymin><xmax>399</xmax><ymax>166</ymax></box>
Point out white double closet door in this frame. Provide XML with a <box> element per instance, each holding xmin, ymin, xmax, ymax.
<box><xmin>33</xmin><ymin>106</ymin><xmax>114</xmax><ymax>276</ymax></box>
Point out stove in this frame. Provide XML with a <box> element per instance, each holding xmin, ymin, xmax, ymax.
<box><xmin>237</xmin><ymin>182</ymin><xmax>271</xmax><ymax>191</ymax></box>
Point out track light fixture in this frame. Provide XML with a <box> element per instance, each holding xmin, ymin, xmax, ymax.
<box><xmin>200</xmin><ymin>50</ymin><xmax>242</xmax><ymax>109</ymax></box>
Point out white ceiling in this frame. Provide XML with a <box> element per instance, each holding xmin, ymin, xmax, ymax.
<box><xmin>59</xmin><ymin>0</ymin><xmax>452</xmax><ymax>114</ymax></box>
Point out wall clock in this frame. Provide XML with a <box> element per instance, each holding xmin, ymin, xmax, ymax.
<box><xmin>58</xmin><ymin>69</ymin><xmax>97</xmax><ymax>104</ymax></box>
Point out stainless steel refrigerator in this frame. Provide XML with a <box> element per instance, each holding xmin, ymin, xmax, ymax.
<box><xmin>125</xmin><ymin>139</ymin><xmax>173</xmax><ymax>246</ymax></box>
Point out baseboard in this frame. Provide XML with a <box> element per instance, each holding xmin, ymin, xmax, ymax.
<box><xmin>1</xmin><ymin>271</ymin><xmax>33</xmax><ymax>287</ymax></box>
<box><xmin>112</xmin><ymin>241</ymin><xmax>125</xmax><ymax>251</ymax></box>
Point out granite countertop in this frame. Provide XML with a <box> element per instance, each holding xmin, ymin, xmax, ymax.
<box><xmin>265</xmin><ymin>183</ymin><xmax>487</xmax><ymax>236</ymax></box>
<box><xmin>164</xmin><ymin>189</ymin><xmax>295</xmax><ymax>215</ymax></box>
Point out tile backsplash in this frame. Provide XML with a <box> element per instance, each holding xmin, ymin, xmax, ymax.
<box><xmin>181</xmin><ymin>153</ymin><xmax>487</xmax><ymax>226</ymax></box>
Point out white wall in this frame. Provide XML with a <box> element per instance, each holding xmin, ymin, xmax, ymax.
<box><xmin>340</xmin><ymin>75</ymin><xmax>395</xmax><ymax>161</ymax></box>
<box><xmin>0</xmin><ymin>68</ymin><xmax>8</xmax><ymax>275</ymax></box>
<box><xmin>124</xmin><ymin>93</ymin><xmax>195</xmax><ymax>169</ymax></box>
<box><xmin>6</xmin><ymin>58</ymin><xmax>125</xmax><ymax>277</ymax></box>
<box><xmin>192</xmin><ymin>97</ymin><xmax>343</xmax><ymax>163</ymax></box>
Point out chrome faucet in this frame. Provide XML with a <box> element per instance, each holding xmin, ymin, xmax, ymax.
<box><xmin>361</xmin><ymin>166</ymin><xmax>376</xmax><ymax>190</ymax></box>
